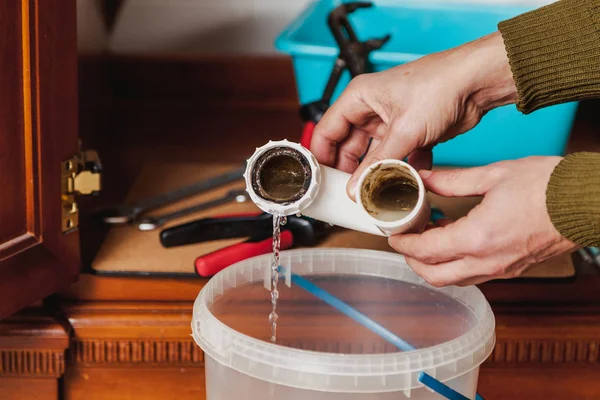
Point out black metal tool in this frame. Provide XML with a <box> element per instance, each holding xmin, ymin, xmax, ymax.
<box><xmin>299</xmin><ymin>1</ymin><xmax>391</xmax><ymax>148</ymax></box>
<box><xmin>98</xmin><ymin>165</ymin><xmax>246</xmax><ymax>225</ymax></box>
<box><xmin>160</xmin><ymin>212</ymin><xmax>330</xmax><ymax>277</ymax></box>
<box><xmin>159</xmin><ymin>213</ymin><xmax>328</xmax><ymax>249</ymax></box>
<box><xmin>136</xmin><ymin>189</ymin><xmax>248</xmax><ymax>231</ymax></box>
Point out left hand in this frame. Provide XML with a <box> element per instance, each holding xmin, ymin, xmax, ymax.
<box><xmin>390</xmin><ymin>156</ymin><xmax>579</xmax><ymax>287</ymax></box>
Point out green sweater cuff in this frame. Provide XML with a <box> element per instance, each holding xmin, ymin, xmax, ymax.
<box><xmin>499</xmin><ymin>0</ymin><xmax>600</xmax><ymax>114</ymax></box>
<box><xmin>547</xmin><ymin>152</ymin><xmax>600</xmax><ymax>247</ymax></box>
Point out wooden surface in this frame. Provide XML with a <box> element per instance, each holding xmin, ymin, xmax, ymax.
<box><xmin>0</xmin><ymin>379</ymin><xmax>59</xmax><ymax>400</ymax></box>
<box><xmin>479</xmin><ymin>367</ymin><xmax>600</xmax><ymax>399</ymax></box>
<box><xmin>0</xmin><ymin>308</ymin><xmax>69</xmax><ymax>400</ymax></box>
<box><xmin>62</xmin><ymin>301</ymin><xmax>204</xmax><ymax>400</ymax></box>
<box><xmin>64</xmin><ymin>368</ymin><xmax>205</xmax><ymax>400</ymax></box>
<box><xmin>91</xmin><ymin>163</ymin><xmax>255</xmax><ymax>274</ymax></box>
<box><xmin>0</xmin><ymin>0</ymin><xmax>80</xmax><ymax>319</ymax></box>
<box><xmin>0</xmin><ymin>0</ymin><xmax>28</xmax><ymax>245</ymax></box>
<box><xmin>104</xmin><ymin>55</ymin><xmax>298</xmax><ymax>110</ymax></box>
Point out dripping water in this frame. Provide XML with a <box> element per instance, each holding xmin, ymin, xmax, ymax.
<box><xmin>269</xmin><ymin>213</ymin><xmax>287</xmax><ymax>343</ymax></box>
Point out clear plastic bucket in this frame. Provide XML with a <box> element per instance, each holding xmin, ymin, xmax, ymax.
<box><xmin>192</xmin><ymin>249</ymin><xmax>495</xmax><ymax>399</ymax></box>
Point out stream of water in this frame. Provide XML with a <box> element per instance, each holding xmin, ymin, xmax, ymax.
<box><xmin>269</xmin><ymin>213</ymin><xmax>286</xmax><ymax>343</ymax></box>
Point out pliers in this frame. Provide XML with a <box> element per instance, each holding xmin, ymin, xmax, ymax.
<box><xmin>160</xmin><ymin>213</ymin><xmax>329</xmax><ymax>277</ymax></box>
<box><xmin>299</xmin><ymin>1</ymin><xmax>391</xmax><ymax>148</ymax></box>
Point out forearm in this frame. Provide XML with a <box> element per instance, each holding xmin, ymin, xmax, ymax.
<box><xmin>499</xmin><ymin>0</ymin><xmax>600</xmax><ymax>113</ymax></box>
<box><xmin>462</xmin><ymin>3</ymin><xmax>600</xmax><ymax>247</ymax></box>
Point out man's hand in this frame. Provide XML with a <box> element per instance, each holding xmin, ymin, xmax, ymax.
<box><xmin>310</xmin><ymin>31</ymin><xmax>517</xmax><ymax>198</ymax></box>
<box><xmin>390</xmin><ymin>157</ymin><xmax>578</xmax><ymax>287</ymax></box>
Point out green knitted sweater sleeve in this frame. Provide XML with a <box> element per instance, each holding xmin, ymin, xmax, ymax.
<box><xmin>498</xmin><ymin>1</ymin><xmax>600</xmax><ymax>247</ymax></box>
<box><xmin>498</xmin><ymin>0</ymin><xmax>600</xmax><ymax>114</ymax></box>
<box><xmin>546</xmin><ymin>153</ymin><xmax>600</xmax><ymax>247</ymax></box>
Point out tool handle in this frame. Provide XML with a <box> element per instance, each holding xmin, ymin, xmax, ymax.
<box><xmin>160</xmin><ymin>212</ymin><xmax>267</xmax><ymax>248</ymax></box>
<box><xmin>195</xmin><ymin>230</ymin><xmax>294</xmax><ymax>277</ymax></box>
<box><xmin>300</xmin><ymin>121</ymin><xmax>316</xmax><ymax>149</ymax></box>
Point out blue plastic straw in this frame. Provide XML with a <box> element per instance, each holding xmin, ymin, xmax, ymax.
<box><xmin>289</xmin><ymin>272</ymin><xmax>415</xmax><ymax>352</ymax></box>
<box><xmin>419</xmin><ymin>373</ymin><xmax>473</xmax><ymax>400</ymax></box>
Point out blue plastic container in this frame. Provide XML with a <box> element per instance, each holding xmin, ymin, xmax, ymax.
<box><xmin>275</xmin><ymin>0</ymin><xmax>578</xmax><ymax>166</ymax></box>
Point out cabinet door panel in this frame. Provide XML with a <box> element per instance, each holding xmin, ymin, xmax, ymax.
<box><xmin>0</xmin><ymin>0</ymin><xmax>79</xmax><ymax>318</ymax></box>
<box><xmin>0</xmin><ymin>0</ymin><xmax>28</xmax><ymax>245</ymax></box>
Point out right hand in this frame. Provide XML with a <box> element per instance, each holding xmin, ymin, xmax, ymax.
<box><xmin>310</xmin><ymin>31</ymin><xmax>518</xmax><ymax>199</ymax></box>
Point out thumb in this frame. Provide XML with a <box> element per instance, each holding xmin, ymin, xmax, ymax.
<box><xmin>419</xmin><ymin>166</ymin><xmax>499</xmax><ymax>197</ymax></box>
<box><xmin>346</xmin><ymin>128</ymin><xmax>418</xmax><ymax>200</ymax></box>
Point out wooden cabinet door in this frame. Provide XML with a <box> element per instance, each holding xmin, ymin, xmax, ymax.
<box><xmin>0</xmin><ymin>0</ymin><xmax>79</xmax><ymax>318</ymax></box>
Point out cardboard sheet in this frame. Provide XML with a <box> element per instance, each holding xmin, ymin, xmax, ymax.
<box><xmin>92</xmin><ymin>163</ymin><xmax>574</xmax><ymax>278</ymax></box>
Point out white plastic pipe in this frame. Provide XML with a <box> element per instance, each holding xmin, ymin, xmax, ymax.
<box><xmin>244</xmin><ymin>140</ymin><xmax>429</xmax><ymax>237</ymax></box>
<box><xmin>355</xmin><ymin>159</ymin><xmax>430</xmax><ymax>236</ymax></box>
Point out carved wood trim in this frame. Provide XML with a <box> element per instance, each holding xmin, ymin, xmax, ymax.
<box><xmin>274</xmin><ymin>338</ymin><xmax>600</xmax><ymax>365</ymax></box>
<box><xmin>0</xmin><ymin>349</ymin><xmax>65</xmax><ymax>377</ymax></box>
<box><xmin>0</xmin><ymin>308</ymin><xmax>69</xmax><ymax>378</ymax></box>
<box><xmin>71</xmin><ymin>339</ymin><xmax>204</xmax><ymax>366</ymax></box>
<box><xmin>488</xmin><ymin>339</ymin><xmax>600</xmax><ymax>364</ymax></box>
<box><xmin>68</xmin><ymin>338</ymin><xmax>600</xmax><ymax>368</ymax></box>
<box><xmin>62</xmin><ymin>302</ymin><xmax>600</xmax><ymax>370</ymax></box>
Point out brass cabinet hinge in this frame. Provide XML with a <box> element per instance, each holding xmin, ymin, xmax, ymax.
<box><xmin>61</xmin><ymin>149</ymin><xmax>102</xmax><ymax>233</ymax></box>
